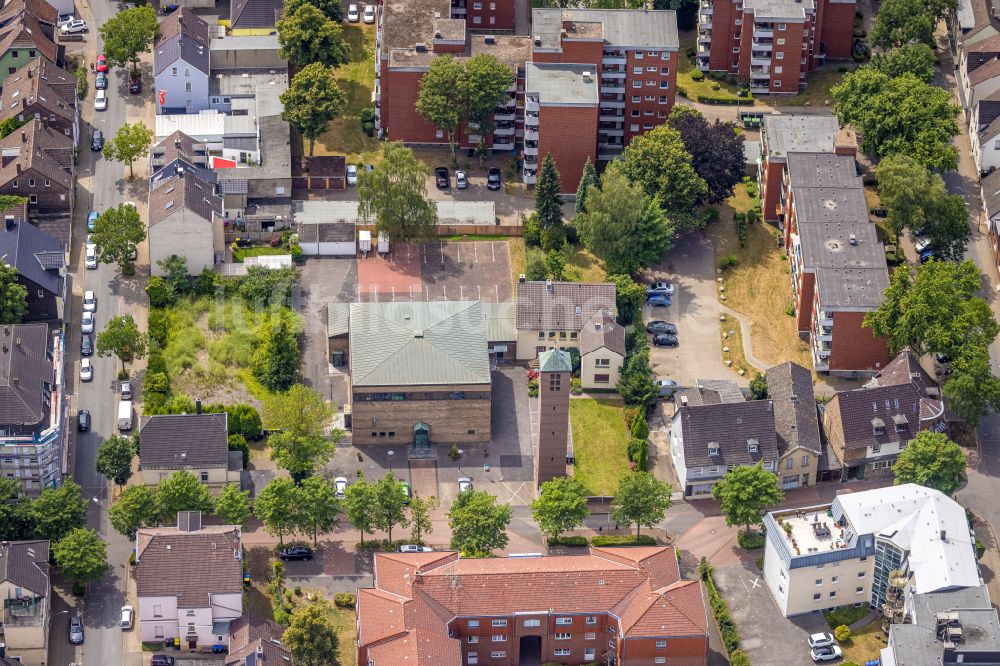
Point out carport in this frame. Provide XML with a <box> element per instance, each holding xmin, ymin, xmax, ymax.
<box><xmin>295</xmin><ymin>201</ymin><xmax>357</xmax><ymax>256</ymax></box>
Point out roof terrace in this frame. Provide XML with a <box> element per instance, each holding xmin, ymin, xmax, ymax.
<box><xmin>773</xmin><ymin>505</ymin><xmax>854</xmax><ymax>557</ymax></box>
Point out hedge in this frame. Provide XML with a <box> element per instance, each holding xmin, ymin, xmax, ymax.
<box><xmin>591</xmin><ymin>535</ymin><xmax>657</xmax><ymax>547</ymax></box>
<box><xmin>354</xmin><ymin>539</ymin><xmax>409</xmax><ymax>552</ymax></box>
<box><xmin>696</xmin><ymin>94</ymin><xmax>754</xmax><ymax>105</ymax></box>
<box><xmin>699</xmin><ymin>557</ymin><xmax>741</xmax><ymax>656</ymax></box>
<box><xmin>547</xmin><ymin>536</ymin><xmax>589</xmax><ymax>547</ymax></box>
<box><xmin>334</xmin><ymin>593</ymin><xmax>356</xmax><ymax>609</ymax></box>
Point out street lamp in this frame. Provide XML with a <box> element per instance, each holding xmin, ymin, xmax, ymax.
<box><xmin>387</xmin><ymin>450</ymin><xmax>394</xmax><ymax>474</ymax></box>
<box><xmin>457</xmin><ymin>449</ymin><xmax>463</xmax><ymax>475</ymax></box>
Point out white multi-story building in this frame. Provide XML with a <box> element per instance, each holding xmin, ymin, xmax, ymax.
<box><xmin>763</xmin><ymin>484</ymin><xmax>981</xmax><ymax>617</ymax></box>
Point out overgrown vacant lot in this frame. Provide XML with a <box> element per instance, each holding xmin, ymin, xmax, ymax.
<box><xmin>570</xmin><ymin>398</ymin><xmax>631</xmax><ymax>496</ymax></box>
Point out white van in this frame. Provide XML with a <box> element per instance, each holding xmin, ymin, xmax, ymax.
<box><xmin>117</xmin><ymin>400</ymin><xmax>133</xmax><ymax>431</ymax></box>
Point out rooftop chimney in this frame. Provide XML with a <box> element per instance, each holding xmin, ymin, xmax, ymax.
<box><xmin>20</xmin><ymin>131</ymin><xmax>25</xmax><ymax>143</ymax></box>
<box><xmin>849</xmin><ymin>233</ymin><xmax>857</xmax><ymax>245</ymax></box>
<box><xmin>582</xmin><ymin>71</ymin><xmax>592</xmax><ymax>82</ymax></box>
<box><xmin>519</xmin><ymin>274</ymin><xmax>525</xmax><ymax>283</ymax></box>
<box><xmin>941</xmin><ymin>529</ymin><xmax>947</xmax><ymax>541</ymax></box>
<box><xmin>196</xmin><ymin>398</ymin><xmax>202</xmax><ymax>414</ymax></box>
<box><xmin>545</xmin><ymin>279</ymin><xmax>553</xmax><ymax>292</ymax></box>
<box><xmin>680</xmin><ymin>395</ymin><xmax>688</xmax><ymax>406</ymax></box>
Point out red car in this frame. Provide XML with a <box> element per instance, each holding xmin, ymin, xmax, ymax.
<box><xmin>95</xmin><ymin>54</ymin><xmax>107</xmax><ymax>72</ymax></box>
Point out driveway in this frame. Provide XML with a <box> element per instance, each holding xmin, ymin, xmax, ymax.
<box><xmin>644</xmin><ymin>233</ymin><xmax>746</xmax><ymax>387</ymax></box>
<box><xmin>297</xmin><ymin>257</ymin><xmax>357</xmax><ymax>408</ymax></box>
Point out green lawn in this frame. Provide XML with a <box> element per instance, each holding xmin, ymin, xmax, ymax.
<box><xmin>563</xmin><ymin>246</ymin><xmax>607</xmax><ymax>283</ymax></box>
<box><xmin>676</xmin><ymin>31</ymin><xmax>743</xmax><ymax>102</ymax></box>
<box><xmin>840</xmin><ymin>618</ymin><xmax>887</xmax><ymax>664</ymax></box>
<box><xmin>776</xmin><ymin>67</ymin><xmax>849</xmax><ymax>107</ymax></box>
<box><xmin>233</xmin><ymin>246</ymin><xmax>290</xmax><ymax>262</ymax></box>
<box><xmin>570</xmin><ymin>398</ymin><xmax>631</xmax><ymax>496</ymax></box>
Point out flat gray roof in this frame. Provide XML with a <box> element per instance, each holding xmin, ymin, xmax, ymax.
<box><xmin>293</xmin><ymin>200</ymin><xmax>496</xmax><ymax>226</ymax></box>
<box><xmin>744</xmin><ymin>0</ymin><xmax>815</xmax><ymax>19</ymax></box>
<box><xmin>526</xmin><ymin>62</ymin><xmax>599</xmax><ymax>106</ymax></box>
<box><xmin>787</xmin><ymin>153</ymin><xmax>860</xmax><ymax>189</ymax></box>
<box><xmin>793</xmin><ymin>187</ymin><xmax>869</xmax><ymax>226</ymax></box>
<box><xmin>762</xmin><ymin>115</ymin><xmax>839</xmax><ymax>158</ymax></box>
<box><xmin>210</xmin><ymin>34</ymin><xmax>279</xmax><ymax>51</ymax></box>
<box><xmin>532</xmin><ymin>8</ymin><xmax>679</xmax><ymax>49</ymax></box>
<box><xmin>886</xmin><ymin>586</ymin><xmax>1000</xmax><ymax>666</ymax></box>
<box><xmin>799</xmin><ymin>222</ymin><xmax>885</xmax><ymax>271</ymax></box>
<box><xmin>815</xmin><ymin>267</ymin><xmax>889</xmax><ymax>309</ymax></box>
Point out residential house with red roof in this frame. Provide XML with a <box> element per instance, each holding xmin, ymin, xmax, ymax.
<box><xmin>357</xmin><ymin>547</ymin><xmax>709</xmax><ymax>666</ymax></box>
<box><xmin>0</xmin><ymin>0</ymin><xmax>60</xmax><ymax>88</ymax></box>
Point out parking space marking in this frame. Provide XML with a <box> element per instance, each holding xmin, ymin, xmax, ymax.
<box><xmin>477</xmin><ymin>285</ymin><xmax>481</xmax><ymax>300</ymax></box>
<box><xmin>474</xmin><ymin>242</ymin><xmax>478</xmax><ymax>263</ymax></box>
<box><xmin>423</xmin><ymin>244</ymin><xmax>428</xmax><ymax>264</ymax></box>
<box><xmin>459</xmin><ymin>285</ymin><xmax>464</xmax><ymax>300</ymax></box>
<box><xmin>504</xmin><ymin>481</ymin><xmax>527</xmax><ymax>505</ymax></box>
<box><xmin>391</xmin><ymin>286</ymin><xmax>396</xmax><ymax>301</ymax></box>
<box><xmin>495</xmin><ymin>284</ymin><xmax>499</xmax><ymax>301</ymax></box>
<box><xmin>440</xmin><ymin>243</ymin><xmax>445</xmax><ymax>264</ymax></box>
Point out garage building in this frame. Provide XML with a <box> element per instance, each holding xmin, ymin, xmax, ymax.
<box><xmin>295</xmin><ymin>201</ymin><xmax>358</xmax><ymax>256</ymax></box>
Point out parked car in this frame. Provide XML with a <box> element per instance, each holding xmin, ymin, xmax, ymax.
<box><xmin>83</xmin><ymin>290</ymin><xmax>96</xmax><ymax>312</ymax></box>
<box><xmin>95</xmin><ymin>70</ymin><xmax>107</xmax><ymax>90</ymax></box>
<box><xmin>652</xmin><ymin>333</ymin><xmax>679</xmax><ymax>347</ymax></box>
<box><xmin>81</xmin><ymin>310</ymin><xmax>94</xmax><ymax>334</ymax></box>
<box><xmin>487</xmin><ymin>167</ymin><xmax>502</xmax><ymax>190</ymax></box>
<box><xmin>346</xmin><ymin>164</ymin><xmax>358</xmax><ymax>186</ymax></box>
<box><xmin>808</xmin><ymin>633</ymin><xmax>835</xmax><ymax>649</ymax></box>
<box><xmin>57</xmin><ymin>13</ymin><xmax>75</xmax><ymax>27</ymax></box>
<box><xmin>458</xmin><ymin>477</ymin><xmax>472</xmax><ymax>493</ymax></box>
<box><xmin>935</xmin><ymin>353</ymin><xmax>953</xmax><ymax>364</ymax></box>
<box><xmin>455</xmin><ymin>170</ymin><xmax>468</xmax><ymax>189</ymax></box>
<box><xmin>94</xmin><ymin>89</ymin><xmax>107</xmax><ymax>111</ymax></box>
<box><xmin>85</xmin><ymin>245</ymin><xmax>97</xmax><ymax>269</ymax></box>
<box><xmin>645</xmin><ymin>320</ymin><xmax>677</xmax><ymax>335</ymax></box>
<box><xmin>363</xmin><ymin>4</ymin><xmax>375</xmax><ymax>22</ymax></box>
<box><xmin>120</xmin><ymin>605</ymin><xmax>134</xmax><ymax>630</ymax></box>
<box><xmin>811</xmin><ymin>645</ymin><xmax>842</xmax><ymax>662</ymax></box>
<box><xmin>647</xmin><ymin>294</ymin><xmax>671</xmax><ymax>307</ymax></box>
<box><xmin>161</xmin><ymin>3</ymin><xmax>178</xmax><ymax>12</ymax></box>
<box><xmin>334</xmin><ymin>476</ymin><xmax>348</xmax><ymax>498</ymax></box>
<box><xmin>279</xmin><ymin>546</ymin><xmax>313</xmax><ymax>561</ymax></box>
<box><xmin>914</xmin><ymin>236</ymin><xmax>932</xmax><ymax>253</ymax></box>
<box><xmin>78</xmin><ymin>409</ymin><xmax>91</xmax><ymax>432</ymax></box>
<box><xmin>95</xmin><ymin>54</ymin><xmax>108</xmax><ymax>72</ymax></box>
<box><xmin>399</xmin><ymin>544</ymin><xmax>433</xmax><ymax>553</ymax></box>
<box><xmin>69</xmin><ymin>615</ymin><xmax>84</xmax><ymax>644</ymax></box>
<box><xmin>80</xmin><ymin>334</ymin><xmax>92</xmax><ymax>357</ymax></box>
<box><xmin>128</xmin><ymin>74</ymin><xmax>142</xmax><ymax>95</ymax></box>
<box><xmin>657</xmin><ymin>379</ymin><xmax>679</xmax><ymax>398</ymax></box>
<box><xmin>646</xmin><ymin>281</ymin><xmax>675</xmax><ymax>295</ymax></box>
<box><xmin>347</xmin><ymin>3</ymin><xmax>359</xmax><ymax>20</ymax></box>
<box><xmin>913</xmin><ymin>223</ymin><xmax>931</xmax><ymax>237</ymax></box>
<box><xmin>88</xmin><ymin>210</ymin><xmax>99</xmax><ymax>232</ymax></box>
<box><xmin>80</xmin><ymin>359</ymin><xmax>93</xmax><ymax>382</ymax></box>
<box><xmin>435</xmin><ymin>167</ymin><xmax>450</xmax><ymax>189</ymax></box>
<box><xmin>400</xmin><ymin>481</ymin><xmax>411</xmax><ymax>504</ymax></box>
<box><xmin>919</xmin><ymin>247</ymin><xmax>936</xmax><ymax>263</ymax></box>
<box><xmin>91</xmin><ymin>129</ymin><xmax>104</xmax><ymax>151</ymax></box>
<box><xmin>60</xmin><ymin>19</ymin><xmax>87</xmax><ymax>33</ymax></box>
<box><xmin>120</xmin><ymin>381</ymin><xmax>132</xmax><ymax>401</ymax></box>
<box><xmin>150</xmin><ymin>657</ymin><xmax>175</xmax><ymax>666</ymax></box>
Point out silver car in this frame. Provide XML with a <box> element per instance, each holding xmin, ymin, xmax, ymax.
<box><xmin>120</xmin><ymin>381</ymin><xmax>132</xmax><ymax>401</ymax></box>
<box><xmin>69</xmin><ymin>615</ymin><xmax>84</xmax><ymax>644</ymax></box>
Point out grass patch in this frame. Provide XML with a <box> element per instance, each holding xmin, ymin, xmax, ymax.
<box><xmin>824</xmin><ymin>603</ymin><xmax>870</xmax><ymax>629</ymax></box>
<box><xmin>591</xmin><ymin>535</ymin><xmax>657</xmax><ymax>546</ymax></box>
<box><xmin>233</xmin><ymin>246</ymin><xmax>290</xmax><ymax>263</ymax></box>
<box><xmin>708</xmin><ymin>185</ymin><xmax>812</xmax><ymax>370</ymax></box>
<box><xmin>570</xmin><ymin>398</ymin><xmax>631</xmax><ymax>496</ymax></box>
<box><xmin>677</xmin><ymin>30</ymin><xmax>743</xmax><ymax>101</ymax></box>
<box><xmin>330</xmin><ymin>606</ymin><xmax>358</xmax><ymax>666</ymax></box>
<box><xmin>141</xmin><ymin>642</ymin><xmax>164</xmax><ymax>652</ymax></box>
<box><xmin>839</xmin><ymin>617</ymin><xmax>885</xmax><ymax>664</ymax></box>
<box><xmin>563</xmin><ymin>246</ymin><xmax>607</xmax><ymax>283</ymax></box>
<box><xmin>776</xmin><ymin>68</ymin><xmax>850</xmax><ymax>107</ymax></box>
<box><xmin>509</xmin><ymin>239</ymin><xmax>526</xmax><ymax>293</ymax></box>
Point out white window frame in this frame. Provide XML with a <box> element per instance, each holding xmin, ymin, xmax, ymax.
<box><xmin>492</xmin><ymin>635</ymin><xmax>507</xmax><ymax>642</ymax></box>
<box><xmin>491</xmin><ymin>619</ymin><xmax>507</xmax><ymax>628</ymax></box>
<box><xmin>555</xmin><ymin>617</ymin><xmax>573</xmax><ymax>625</ymax></box>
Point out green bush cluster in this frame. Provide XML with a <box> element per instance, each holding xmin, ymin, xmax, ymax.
<box><xmin>546</xmin><ymin>536</ymin><xmax>589</xmax><ymax>547</ymax></box>
<box><xmin>736</xmin><ymin>529</ymin><xmax>765</xmax><ymax>550</ymax></box>
<box><xmin>735</xmin><ymin>213</ymin><xmax>749</xmax><ymax>248</ymax></box>
<box><xmin>228</xmin><ymin>434</ymin><xmax>250</xmax><ymax>467</ymax></box>
<box><xmin>719</xmin><ymin>254</ymin><xmax>739</xmax><ymax>270</ymax></box>
<box><xmin>334</xmin><ymin>592</ymin><xmax>357</xmax><ymax>608</ymax></box>
<box><xmin>591</xmin><ymin>535</ymin><xmax>657</xmax><ymax>547</ymax></box>
<box><xmin>824</xmin><ymin>603</ymin><xmax>869</xmax><ymax>629</ymax></box>
<box><xmin>360</xmin><ymin>107</ymin><xmax>376</xmax><ymax>137</ymax></box>
<box><xmin>729</xmin><ymin>651</ymin><xmax>752</xmax><ymax>666</ymax></box>
<box><xmin>354</xmin><ymin>539</ymin><xmax>410</xmax><ymax>551</ymax></box>
<box><xmin>626</xmin><ymin>438</ymin><xmax>648</xmax><ymax>471</ymax></box>
<box><xmin>269</xmin><ymin>560</ymin><xmax>292</xmax><ymax>626</ymax></box>
<box><xmin>690</xmin><ymin>69</ymin><xmax>705</xmax><ymax>81</ymax></box>
<box><xmin>699</xmin><ymin>557</ymin><xmax>741</xmax><ymax>656</ymax></box>
<box><xmin>834</xmin><ymin>624</ymin><xmax>852</xmax><ymax>642</ymax></box>
<box><xmin>977</xmin><ymin>537</ymin><xmax>986</xmax><ymax>560</ymax></box>
<box><xmin>677</xmin><ymin>86</ymin><xmax>688</xmax><ymax>98</ymax></box>
<box><xmin>696</xmin><ymin>94</ymin><xmax>754</xmax><ymax>106</ymax></box>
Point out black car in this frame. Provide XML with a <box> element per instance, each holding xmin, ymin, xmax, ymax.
<box><xmin>91</xmin><ymin>130</ymin><xmax>103</xmax><ymax>152</ymax></box>
<box><xmin>652</xmin><ymin>333</ymin><xmax>679</xmax><ymax>347</ymax></box>
<box><xmin>645</xmin><ymin>320</ymin><xmax>677</xmax><ymax>335</ymax></box>
<box><xmin>80</xmin><ymin>334</ymin><xmax>93</xmax><ymax>356</ymax></box>
<box><xmin>150</xmin><ymin>657</ymin><xmax>175</xmax><ymax>666</ymax></box>
<box><xmin>487</xmin><ymin>167</ymin><xmax>502</xmax><ymax>191</ymax></box>
<box><xmin>95</xmin><ymin>71</ymin><xmax>107</xmax><ymax>90</ymax></box>
<box><xmin>435</xmin><ymin>167</ymin><xmax>450</xmax><ymax>189</ymax></box>
<box><xmin>280</xmin><ymin>546</ymin><xmax>314</xmax><ymax>561</ymax></box>
<box><xmin>78</xmin><ymin>409</ymin><xmax>90</xmax><ymax>432</ymax></box>
<box><xmin>128</xmin><ymin>74</ymin><xmax>142</xmax><ymax>95</ymax></box>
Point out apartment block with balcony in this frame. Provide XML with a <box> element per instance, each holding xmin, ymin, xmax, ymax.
<box><xmin>0</xmin><ymin>540</ymin><xmax>50</xmax><ymax>666</ymax></box>
<box><xmin>357</xmin><ymin>547</ymin><xmax>710</xmax><ymax>666</ymax></box>
<box><xmin>757</xmin><ymin>114</ymin><xmax>855</xmax><ymax>223</ymax></box>
<box><xmin>782</xmin><ymin>152</ymin><xmax>888</xmax><ymax>375</ymax></box>
<box><xmin>696</xmin><ymin>0</ymin><xmax>855</xmax><ymax>93</ymax></box>
<box><xmin>762</xmin><ymin>484</ymin><xmax>980</xmax><ymax>618</ymax></box>
<box><xmin>0</xmin><ymin>324</ymin><xmax>66</xmax><ymax>495</ymax></box>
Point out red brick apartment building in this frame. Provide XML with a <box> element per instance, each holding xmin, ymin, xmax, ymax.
<box><xmin>357</xmin><ymin>547</ymin><xmax>709</xmax><ymax>666</ymax></box>
<box><xmin>784</xmin><ymin>152</ymin><xmax>889</xmax><ymax>376</ymax></box>
<box><xmin>758</xmin><ymin>113</ymin><xmax>856</xmax><ymax>223</ymax></box>
<box><xmin>375</xmin><ymin>3</ymin><xmax>679</xmax><ymax>193</ymax></box>
<box><xmin>696</xmin><ymin>0</ymin><xmax>855</xmax><ymax>93</ymax></box>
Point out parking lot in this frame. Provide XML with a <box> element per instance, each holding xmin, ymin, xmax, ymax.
<box><xmin>356</xmin><ymin>240</ymin><xmax>513</xmax><ymax>302</ymax></box>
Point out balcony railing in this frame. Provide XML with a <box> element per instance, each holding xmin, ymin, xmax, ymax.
<box><xmin>599</xmin><ymin>114</ymin><xmax>623</xmax><ymax>122</ymax></box>
<box><xmin>600</xmin><ymin>85</ymin><xmax>625</xmax><ymax>94</ymax></box>
<box><xmin>753</xmin><ymin>29</ymin><xmax>773</xmax><ymax>39</ymax></box>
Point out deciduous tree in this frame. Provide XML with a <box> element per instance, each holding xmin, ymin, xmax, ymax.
<box><xmin>611</xmin><ymin>472</ymin><xmax>672</xmax><ymax>539</ymax></box>
<box><xmin>298</xmin><ymin>475</ymin><xmax>340</xmax><ymax>546</ymax></box>
<box><xmin>668</xmin><ymin>106</ymin><xmax>744</xmax><ymax>204</ymax></box>
<box><xmin>157</xmin><ymin>470</ymin><xmax>214</xmax><ymax>521</ymax></box>
<box><xmin>416</xmin><ymin>56</ymin><xmax>466</xmax><ymax>160</ymax></box>
<box><xmin>255</xmin><ymin>477</ymin><xmax>301</xmax><ymax>545</ymax></box>
<box><xmin>277</xmin><ymin>4</ymin><xmax>350</xmax><ymax>68</ymax></box>
<box><xmin>283</xmin><ymin>0</ymin><xmax>341</xmax><ymax>21</ymax></box>
<box><xmin>109</xmin><ymin>485</ymin><xmax>160</xmax><ymax>540</ymax></box>
<box><xmin>530</xmin><ymin>476</ymin><xmax>590</xmax><ymax>542</ymax></box>
<box><xmin>96</xmin><ymin>315</ymin><xmax>148</xmax><ymax>373</ymax></box>
<box><xmin>448</xmin><ymin>488</ymin><xmax>512</xmax><ymax>556</ymax></box>
<box><xmin>215</xmin><ymin>484</ymin><xmax>252</xmax><ymax>526</ymax></box>
<box><xmin>464</xmin><ymin>53</ymin><xmax>514</xmax><ymax>157</ymax></box>
<box><xmin>893</xmin><ymin>431</ymin><xmax>967</xmax><ymax>495</ymax></box>
<box><xmin>53</xmin><ymin>528</ymin><xmax>109</xmax><ymax>590</ymax></box>
<box><xmin>868</xmin><ymin>43</ymin><xmax>938</xmax><ymax>83</ymax></box>
<box><xmin>619</xmin><ymin>124</ymin><xmax>707</xmax><ymax>220</ymax></box>
<box><xmin>253</xmin><ymin>311</ymin><xmax>301</xmax><ymax>392</ymax></box>
<box><xmin>575</xmin><ymin>163</ymin><xmax>673</xmax><ymax>276</ymax></box>
<box><xmin>357</xmin><ymin>142</ymin><xmax>437</xmax><ymax>241</ymax></box>
<box><xmin>0</xmin><ymin>478</ymin><xmax>31</xmax><ymax>541</ymax></box>
<box><xmin>92</xmin><ymin>202</ymin><xmax>145</xmax><ymax>272</ymax></box>
<box><xmin>711</xmin><ymin>462</ymin><xmax>784</xmax><ymax>535</ymax></box>
<box><xmin>269</xmin><ymin>431</ymin><xmax>337</xmax><ymax>482</ymax></box>
<box><xmin>0</xmin><ymin>262</ymin><xmax>27</xmax><ymax>325</ymax></box>
<box><xmin>281</xmin><ymin>63</ymin><xmax>347</xmax><ymax>156</ymax></box>
<box><xmin>29</xmin><ymin>479</ymin><xmax>86</xmax><ymax>543</ymax></box>
<box><xmin>285</xmin><ymin>599</ymin><xmax>340</xmax><ymax>666</ymax></box>
<box><xmin>607</xmin><ymin>274</ymin><xmax>647</xmax><ymax>327</ymax></box>
<box><xmin>942</xmin><ymin>346</ymin><xmax>1000</xmax><ymax>426</ymax></box>
<box><xmin>102</xmin><ymin>122</ymin><xmax>154</xmax><ymax>180</ymax></box>
<box><xmin>99</xmin><ymin>6</ymin><xmax>158</xmax><ymax>76</ymax></box>
<box><xmin>342</xmin><ymin>474</ymin><xmax>377</xmax><ymax>544</ymax></box>
<box><xmin>96</xmin><ymin>435</ymin><xmax>135</xmax><ymax>485</ymax></box>
<box><xmin>408</xmin><ymin>494</ymin><xmax>438</xmax><ymax>544</ymax></box>
<box><xmin>869</xmin><ymin>0</ymin><xmax>953</xmax><ymax>48</ymax></box>
<box><xmin>264</xmin><ymin>383</ymin><xmax>335</xmax><ymax>438</ymax></box>
<box><xmin>372</xmin><ymin>473</ymin><xmax>409</xmax><ymax>543</ymax></box>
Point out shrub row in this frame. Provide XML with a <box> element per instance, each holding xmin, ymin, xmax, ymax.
<box><xmin>334</xmin><ymin>592</ymin><xmax>356</xmax><ymax>608</ymax></box>
<box><xmin>547</xmin><ymin>536</ymin><xmax>589</xmax><ymax>547</ymax></box>
<box><xmin>736</xmin><ymin>529</ymin><xmax>765</xmax><ymax>550</ymax></box>
<box><xmin>735</xmin><ymin>213</ymin><xmax>749</xmax><ymax>249</ymax></box>
<box><xmin>697</xmin><ymin>94</ymin><xmax>754</xmax><ymax>106</ymax></box>
<box><xmin>354</xmin><ymin>539</ymin><xmax>410</xmax><ymax>552</ymax></box>
<box><xmin>591</xmin><ymin>534</ymin><xmax>657</xmax><ymax>547</ymax></box>
<box><xmin>698</xmin><ymin>557</ymin><xmax>741</xmax><ymax>656</ymax></box>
